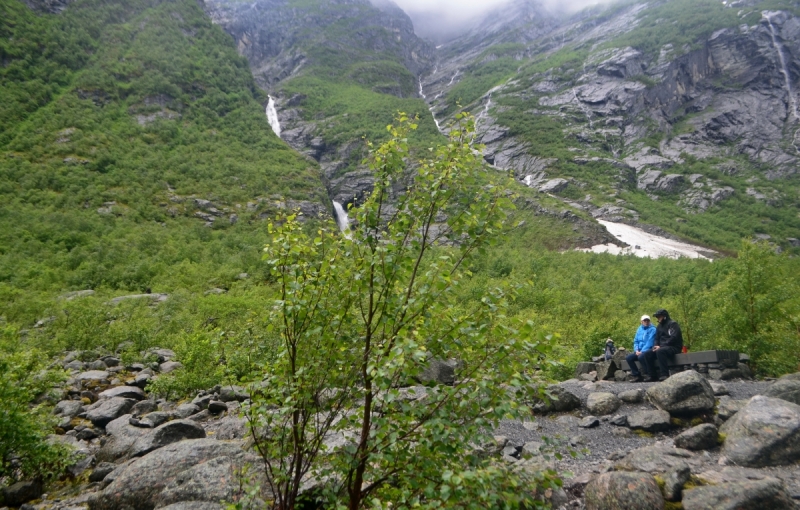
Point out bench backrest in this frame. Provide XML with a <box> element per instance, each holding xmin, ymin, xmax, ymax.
<box><xmin>620</xmin><ymin>349</ymin><xmax>739</xmax><ymax>371</ymax></box>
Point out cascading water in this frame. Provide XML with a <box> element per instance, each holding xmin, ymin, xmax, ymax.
<box><xmin>764</xmin><ymin>11</ymin><xmax>798</xmax><ymax>119</ymax></box>
<box><xmin>266</xmin><ymin>95</ymin><xmax>282</xmax><ymax>138</ymax></box>
<box><xmin>332</xmin><ymin>201</ymin><xmax>350</xmax><ymax>235</ymax></box>
<box><xmin>419</xmin><ymin>76</ymin><xmax>443</xmax><ymax>133</ymax></box>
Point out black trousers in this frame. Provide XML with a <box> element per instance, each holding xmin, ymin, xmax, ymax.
<box><xmin>644</xmin><ymin>346</ymin><xmax>680</xmax><ymax>377</ymax></box>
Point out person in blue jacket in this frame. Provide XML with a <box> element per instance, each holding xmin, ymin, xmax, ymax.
<box><xmin>626</xmin><ymin>315</ymin><xmax>657</xmax><ymax>382</ymax></box>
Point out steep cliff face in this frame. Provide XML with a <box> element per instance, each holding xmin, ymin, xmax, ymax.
<box><xmin>420</xmin><ymin>0</ymin><xmax>800</xmax><ymax>250</ymax></box>
<box><xmin>205</xmin><ymin>0</ymin><xmax>437</xmax><ymax>212</ymax></box>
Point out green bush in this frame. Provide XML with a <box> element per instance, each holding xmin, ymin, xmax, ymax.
<box><xmin>0</xmin><ymin>326</ymin><xmax>71</xmax><ymax>486</ymax></box>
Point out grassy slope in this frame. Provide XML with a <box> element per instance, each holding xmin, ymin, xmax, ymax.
<box><xmin>0</xmin><ymin>0</ymin><xmax>326</xmax><ymax>306</ymax></box>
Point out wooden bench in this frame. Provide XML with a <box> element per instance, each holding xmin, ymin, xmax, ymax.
<box><xmin>620</xmin><ymin>349</ymin><xmax>743</xmax><ymax>373</ymax></box>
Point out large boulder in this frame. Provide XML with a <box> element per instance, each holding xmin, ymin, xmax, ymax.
<box><xmin>54</xmin><ymin>399</ymin><xmax>84</xmax><ymax>418</ymax></box>
<box><xmin>417</xmin><ymin>358</ymin><xmax>456</xmax><ymax>385</ymax></box>
<box><xmin>627</xmin><ymin>410</ymin><xmax>671</xmax><ymax>432</ymax></box>
<box><xmin>595</xmin><ymin>361</ymin><xmax>617</xmax><ymax>381</ymax></box>
<box><xmin>586</xmin><ymin>392</ymin><xmax>621</xmax><ymax>416</ymax></box>
<box><xmin>674</xmin><ymin>423</ymin><xmax>718</xmax><ymax>451</ymax></box>
<box><xmin>219</xmin><ymin>385</ymin><xmax>250</xmax><ymax>403</ymax></box>
<box><xmin>88</xmin><ymin>439</ymin><xmax>253</xmax><ymax>510</ymax></box>
<box><xmin>646</xmin><ymin>370</ymin><xmax>714</xmax><ymax>415</ymax></box>
<box><xmin>584</xmin><ymin>471</ymin><xmax>664</xmax><ymax>510</ymax></box>
<box><xmin>575</xmin><ymin>362</ymin><xmax>596</xmax><ymax>378</ymax></box>
<box><xmin>682</xmin><ymin>477</ymin><xmax>794</xmax><ymax>509</ymax></box>
<box><xmin>86</xmin><ymin>398</ymin><xmax>137</xmax><ymax>427</ymax></box>
<box><xmin>761</xmin><ymin>378</ymin><xmax>800</xmax><ymax>406</ymax></box>
<box><xmin>716</xmin><ymin>397</ymin><xmax>747</xmax><ymax>421</ymax></box>
<box><xmin>533</xmin><ymin>385</ymin><xmax>581</xmax><ymax>413</ymax></box>
<box><xmin>2</xmin><ymin>480</ymin><xmax>43</xmax><ymax>507</ymax></box>
<box><xmin>99</xmin><ymin>386</ymin><xmax>146</xmax><ymax>401</ymax></box>
<box><xmin>721</xmin><ymin>395</ymin><xmax>800</xmax><ymax>467</ymax></box>
<box><xmin>129</xmin><ymin>420</ymin><xmax>207</xmax><ymax>458</ymax></box>
<box><xmin>614</xmin><ymin>446</ymin><xmax>697</xmax><ymax>475</ymax></box>
<box><xmin>96</xmin><ymin>415</ymin><xmax>150</xmax><ymax>462</ymax></box>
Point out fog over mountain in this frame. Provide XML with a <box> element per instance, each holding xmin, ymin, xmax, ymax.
<box><xmin>387</xmin><ymin>0</ymin><xmax>619</xmax><ymax>41</ymax></box>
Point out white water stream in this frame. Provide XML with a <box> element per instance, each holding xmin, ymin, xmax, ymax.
<box><xmin>266</xmin><ymin>95</ymin><xmax>282</xmax><ymax>138</ymax></box>
<box><xmin>419</xmin><ymin>76</ymin><xmax>443</xmax><ymax>133</ymax></box>
<box><xmin>580</xmin><ymin>221</ymin><xmax>715</xmax><ymax>260</ymax></box>
<box><xmin>763</xmin><ymin>11</ymin><xmax>800</xmax><ymax>153</ymax></box>
<box><xmin>332</xmin><ymin>201</ymin><xmax>351</xmax><ymax>235</ymax></box>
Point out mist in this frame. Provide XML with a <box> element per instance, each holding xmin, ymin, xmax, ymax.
<box><xmin>388</xmin><ymin>0</ymin><xmax>619</xmax><ymax>41</ymax></box>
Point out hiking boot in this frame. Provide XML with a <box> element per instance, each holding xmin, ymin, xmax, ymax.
<box><xmin>627</xmin><ymin>375</ymin><xmax>643</xmax><ymax>383</ymax></box>
<box><xmin>658</xmin><ymin>375</ymin><xmax>668</xmax><ymax>382</ymax></box>
<box><xmin>642</xmin><ymin>376</ymin><xmax>654</xmax><ymax>382</ymax></box>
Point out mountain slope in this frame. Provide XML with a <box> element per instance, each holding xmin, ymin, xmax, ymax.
<box><xmin>0</xmin><ymin>0</ymin><xmax>326</xmax><ymax>300</ymax></box>
<box><xmin>422</xmin><ymin>0</ymin><xmax>800</xmax><ymax>252</ymax></box>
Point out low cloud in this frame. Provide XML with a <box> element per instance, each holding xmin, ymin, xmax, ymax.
<box><xmin>390</xmin><ymin>0</ymin><xmax>618</xmax><ymax>41</ymax></box>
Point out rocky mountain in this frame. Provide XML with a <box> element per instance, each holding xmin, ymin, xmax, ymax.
<box><xmin>205</xmin><ymin>0</ymin><xmax>800</xmax><ymax>252</ymax></box>
<box><xmin>420</xmin><ymin>0</ymin><xmax>800</xmax><ymax>250</ymax></box>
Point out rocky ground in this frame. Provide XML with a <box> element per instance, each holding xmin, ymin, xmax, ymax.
<box><xmin>2</xmin><ymin>350</ymin><xmax>800</xmax><ymax>510</ymax></box>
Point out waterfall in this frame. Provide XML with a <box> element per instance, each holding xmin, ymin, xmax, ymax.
<box><xmin>332</xmin><ymin>201</ymin><xmax>350</xmax><ymax>234</ymax></box>
<box><xmin>764</xmin><ymin>11</ymin><xmax>798</xmax><ymax>120</ymax></box>
<box><xmin>266</xmin><ymin>95</ymin><xmax>282</xmax><ymax>138</ymax></box>
<box><xmin>419</xmin><ymin>76</ymin><xmax>443</xmax><ymax>133</ymax></box>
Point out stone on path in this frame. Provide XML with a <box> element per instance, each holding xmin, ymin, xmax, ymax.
<box><xmin>586</xmin><ymin>392</ymin><xmax>621</xmax><ymax>416</ymax></box>
<box><xmin>709</xmin><ymin>381</ymin><xmax>729</xmax><ymax>396</ymax></box>
<box><xmin>533</xmin><ymin>385</ymin><xmax>581</xmax><ymax>413</ymax></box>
<box><xmin>716</xmin><ymin>397</ymin><xmax>747</xmax><ymax>421</ymax></box>
<box><xmin>627</xmin><ymin>410</ymin><xmax>671</xmax><ymax>432</ymax></box>
<box><xmin>584</xmin><ymin>471</ymin><xmax>664</xmax><ymax>510</ymax></box>
<box><xmin>674</xmin><ymin>423</ymin><xmax>718</xmax><ymax>451</ymax></box>
<box><xmin>614</xmin><ymin>445</ymin><xmax>697</xmax><ymax>475</ymax></box>
<box><xmin>579</xmin><ymin>416</ymin><xmax>600</xmax><ymax>428</ymax></box>
<box><xmin>721</xmin><ymin>395</ymin><xmax>800</xmax><ymax>467</ymax></box>
<box><xmin>682</xmin><ymin>477</ymin><xmax>794</xmax><ymax>510</ymax></box>
<box><xmin>646</xmin><ymin>370</ymin><xmax>715</xmax><ymax>415</ymax></box>
<box><xmin>618</xmin><ymin>388</ymin><xmax>644</xmax><ymax>403</ymax></box>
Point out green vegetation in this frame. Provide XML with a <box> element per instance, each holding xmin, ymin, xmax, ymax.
<box><xmin>442</xmin><ymin>57</ymin><xmax>520</xmax><ymax>116</ymax></box>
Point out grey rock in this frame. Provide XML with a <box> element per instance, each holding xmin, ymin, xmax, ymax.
<box><xmin>615</xmin><ymin>445</ymin><xmax>694</xmax><ymax>475</ymax></box>
<box><xmin>575</xmin><ymin>362</ymin><xmax>597</xmax><ymax>378</ymax></box>
<box><xmin>417</xmin><ymin>357</ymin><xmax>456</xmax><ymax>385</ymax></box>
<box><xmin>96</xmin><ymin>414</ymin><xmax>150</xmax><ymax>462</ymax></box>
<box><xmin>211</xmin><ymin>417</ymin><xmax>247</xmax><ymax>440</ymax></box>
<box><xmin>89</xmin><ymin>462</ymin><xmax>117</xmax><ymax>482</ymax></box>
<box><xmin>88</xmin><ymin>439</ymin><xmax>250</xmax><ymax>510</ymax></box>
<box><xmin>721</xmin><ymin>395</ymin><xmax>800</xmax><ymax>467</ymax></box>
<box><xmin>663</xmin><ymin>465</ymin><xmax>691</xmax><ymax>502</ymax></box>
<box><xmin>67</xmin><ymin>453</ymin><xmax>95</xmax><ymax>477</ymax></box>
<box><xmin>99</xmin><ymin>386</ymin><xmax>146</xmax><ymax>401</ymax></box>
<box><xmin>674</xmin><ymin>423</ymin><xmax>718</xmax><ymax>451</ymax></box>
<box><xmin>521</xmin><ymin>441</ymin><xmax>543</xmax><ymax>458</ymax></box>
<box><xmin>208</xmin><ymin>401</ymin><xmax>228</xmax><ymax>414</ymax></box>
<box><xmin>149</xmin><ymin>348</ymin><xmax>176</xmax><ymax>362</ymax></box>
<box><xmin>218</xmin><ymin>385</ymin><xmax>250</xmax><ymax>403</ymax></box>
<box><xmin>618</xmin><ymin>388</ymin><xmax>645</xmax><ymax>403</ymax></box>
<box><xmin>133</xmin><ymin>372</ymin><xmax>152</xmax><ymax>388</ymax></box>
<box><xmin>175</xmin><ymin>403</ymin><xmax>201</xmax><ymax>418</ymax></box>
<box><xmin>779</xmin><ymin>372</ymin><xmax>800</xmax><ymax>382</ymax></box>
<box><xmin>189</xmin><ymin>409</ymin><xmax>212</xmax><ymax>422</ymax></box>
<box><xmin>109</xmin><ymin>293</ymin><xmax>168</xmax><ymax>305</ymax></box>
<box><xmin>191</xmin><ymin>394</ymin><xmax>213</xmax><ymax>410</ymax></box>
<box><xmin>762</xmin><ymin>378</ymin><xmax>800</xmax><ymax>406</ymax></box>
<box><xmin>586</xmin><ymin>392</ymin><xmax>622</xmax><ymax>416</ymax></box>
<box><xmin>594</xmin><ymin>361</ymin><xmax>617</xmax><ymax>381</ymax></box>
<box><xmin>129</xmin><ymin>419</ymin><xmax>207</xmax><ymax>458</ymax></box>
<box><xmin>646</xmin><ymin>370</ymin><xmax>715</xmax><ymax>415</ymax></box>
<box><xmin>159</xmin><ymin>361</ymin><xmax>183</xmax><ymax>373</ymax></box>
<box><xmin>584</xmin><ymin>471</ymin><xmax>665</xmax><ymax>510</ymax></box>
<box><xmin>130</xmin><ymin>400</ymin><xmax>158</xmax><ymax>417</ymax></box>
<box><xmin>579</xmin><ymin>416</ymin><xmax>600</xmax><ymax>428</ymax></box>
<box><xmin>76</xmin><ymin>428</ymin><xmax>99</xmax><ymax>441</ymax></box>
<box><xmin>538</xmin><ymin>178</ymin><xmax>569</xmax><ymax>193</ymax></box>
<box><xmin>627</xmin><ymin>410</ymin><xmax>671</xmax><ymax>432</ymax></box>
<box><xmin>102</xmin><ymin>356</ymin><xmax>120</xmax><ymax>367</ymax></box>
<box><xmin>610</xmin><ymin>414</ymin><xmax>628</xmax><ymax>426</ymax></box>
<box><xmin>89</xmin><ymin>359</ymin><xmax>108</xmax><ymax>371</ymax></box>
<box><xmin>141</xmin><ymin>411</ymin><xmax>171</xmax><ymax>428</ymax></box>
<box><xmin>709</xmin><ymin>381</ymin><xmax>729</xmax><ymax>396</ymax></box>
<box><xmin>2</xmin><ymin>480</ymin><xmax>43</xmax><ymax>507</ymax></box>
<box><xmin>86</xmin><ymin>398</ymin><xmax>137</xmax><ymax>427</ymax></box>
<box><xmin>64</xmin><ymin>360</ymin><xmax>85</xmax><ymax>371</ymax></box>
<box><xmin>717</xmin><ymin>397</ymin><xmax>747</xmax><ymax>421</ymax></box>
<box><xmin>533</xmin><ymin>385</ymin><xmax>581</xmax><ymax>413</ymax></box>
<box><xmin>55</xmin><ymin>399</ymin><xmax>84</xmax><ymax>418</ymax></box>
<box><xmin>682</xmin><ymin>477</ymin><xmax>794</xmax><ymax>510</ymax></box>
<box><xmin>158</xmin><ymin>503</ymin><xmax>225</xmax><ymax>510</ymax></box>
<box><xmin>76</xmin><ymin>370</ymin><xmax>111</xmax><ymax>382</ymax></box>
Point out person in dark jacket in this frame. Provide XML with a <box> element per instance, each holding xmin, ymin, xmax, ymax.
<box><xmin>644</xmin><ymin>308</ymin><xmax>683</xmax><ymax>381</ymax></box>
<box><xmin>604</xmin><ymin>338</ymin><xmax>616</xmax><ymax>361</ymax></box>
